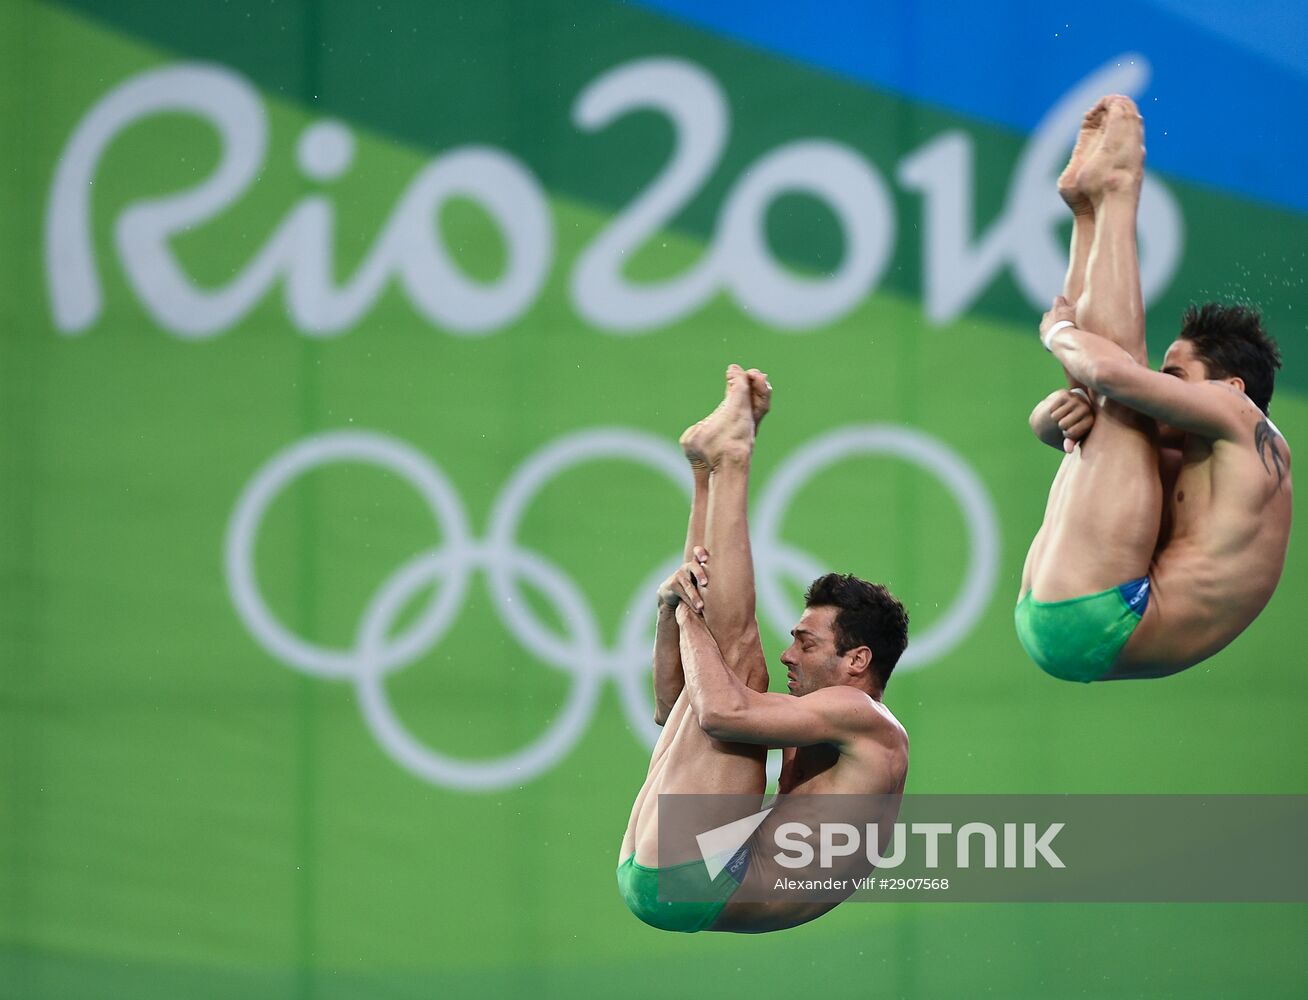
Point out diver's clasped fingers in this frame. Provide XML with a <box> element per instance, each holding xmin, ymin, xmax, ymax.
<box><xmin>658</xmin><ymin>551</ymin><xmax>711</xmax><ymax>612</ymax></box>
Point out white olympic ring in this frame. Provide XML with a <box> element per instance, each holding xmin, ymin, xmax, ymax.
<box><xmin>225</xmin><ymin>425</ymin><xmax>999</xmax><ymax>790</ymax></box>
<box><xmin>753</xmin><ymin>426</ymin><xmax>1000</xmax><ymax>669</ymax></box>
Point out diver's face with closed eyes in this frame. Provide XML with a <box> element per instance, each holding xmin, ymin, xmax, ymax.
<box><xmin>1160</xmin><ymin>338</ymin><xmax>1212</xmax><ymax>385</ymax></box>
<box><xmin>780</xmin><ymin>606</ymin><xmax>847</xmax><ymax>697</ymax></box>
<box><xmin>1157</xmin><ymin>338</ymin><xmax>1242</xmax><ymax>445</ymax></box>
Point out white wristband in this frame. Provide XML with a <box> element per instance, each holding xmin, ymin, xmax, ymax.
<box><xmin>1042</xmin><ymin>319</ymin><xmax>1075</xmax><ymax>352</ymax></box>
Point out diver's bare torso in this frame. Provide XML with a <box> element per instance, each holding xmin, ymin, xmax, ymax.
<box><xmin>1117</xmin><ymin>403</ymin><xmax>1292</xmax><ymax>676</ymax></box>
<box><xmin>711</xmin><ymin>698</ymin><xmax>908</xmax><ymax>933</ymax></box>
<box><xmin>774</xmin><ymin>700</ymin><xmax>907</xmax><ymax>797</ymax></box>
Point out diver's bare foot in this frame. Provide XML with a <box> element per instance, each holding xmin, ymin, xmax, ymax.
<box><xmin>680</xmin><ymin>364</ymin><xmax>755</xmax><ymax>469</ymax></box>
<box><xmin>746</xmin><ymin>368</ymin><xmax>772</xmax><ymax>430</ymax></box>
<box><xmin>1058</xmin><ymin>98</ymin><xmax>1108</xmax><ymax>216</ymax></box>
<box><xmin>1076</xmin><ymin>95</ymin><xmax>1144</xmax><ymax>204</ymax></box>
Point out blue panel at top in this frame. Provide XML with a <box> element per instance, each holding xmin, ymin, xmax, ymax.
<box><xmin>631</xmin><ymin>0</ymin><xmax>1308</xmax><ymax>215</ymax></box>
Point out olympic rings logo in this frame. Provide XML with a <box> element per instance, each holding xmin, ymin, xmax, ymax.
<box><xmin>225</xmin><ymin>426</ymin><xmax>999</xmax><ymax>791</ymax></box>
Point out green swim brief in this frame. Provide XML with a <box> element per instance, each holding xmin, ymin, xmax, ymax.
<box><xmin>617</xmin><ymin>845</ymin><xmax>750</xmax><ymax>933</ymax></box>
<box><xmin>1014</xmin><ymin>576</ymin><xmax>1151</xmax><ymax>683</ymax></box>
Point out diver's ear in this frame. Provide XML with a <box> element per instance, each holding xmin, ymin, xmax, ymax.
<box><xmin>846</xmin><ymin>645</ymin><xmax>872</xmax><ymax>677</ymax></box>
<box><xmin>1226</xmin><ymin>375</ymin><xmax>1246</xmax><ymax>395</ymax></box>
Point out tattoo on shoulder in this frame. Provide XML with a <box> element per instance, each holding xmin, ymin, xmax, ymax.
<box><xmin>1254</xmin><ymin>419</ymin><xmax>1287</xmax><ymax>489</ymax></box>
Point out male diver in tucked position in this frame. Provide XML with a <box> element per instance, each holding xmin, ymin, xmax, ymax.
<box><xmin>1018</xmin><ymin>95</ymin><xmax>1291</xmax><ymax>682</ymax></box>
<box><xmin>617</xmin><ymin>366</ymin><xmax>909</xmax><ymax>932</ymax></box>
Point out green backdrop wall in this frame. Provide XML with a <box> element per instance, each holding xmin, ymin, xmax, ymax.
<box><xmin>3</xmin><ymin>1</ymin><xmax>1305</xmax><ymax>996</ymax></box>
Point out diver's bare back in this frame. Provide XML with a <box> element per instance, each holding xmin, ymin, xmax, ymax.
<box><xmin>713</xmin><ymin>698</ymin><xmax>908</xmax><ymax>933</ymax></box>
<box><xmin>1125</xmin><ymin>395</ymin><xmax>1291</xmax><ymax>675</ymax></box>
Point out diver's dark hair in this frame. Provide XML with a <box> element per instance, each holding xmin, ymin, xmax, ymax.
<box><xmin>803</xmin><ymin>574</ymin><xmax>909</xmax><ymax>690</ymax></box>
<box><xmin>1178</xmin><ymin>303</ymin><xmax>1281</xmax><ymax>414</ymax></box>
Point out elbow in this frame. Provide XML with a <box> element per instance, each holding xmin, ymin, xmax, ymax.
<box><xmin>696</xmin><ymin>702</ymin><xmax>741</xmax><ymax>742</ymax></box>
<box><xmin>1085</xmin><ymin>357</ymin><xmax>1130</xmax><ymax>398</ymax></box>
<box><xmin>697</xmin><ymin>705</ymin><xmax>729</xmax><ymax>740</ymax></box>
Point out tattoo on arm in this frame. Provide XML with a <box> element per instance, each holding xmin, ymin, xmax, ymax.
<box><xmin>1254</xmin><ymin>419</ymin><xmax>1287</xmax><ymax>489</ymax></box>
